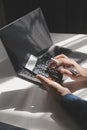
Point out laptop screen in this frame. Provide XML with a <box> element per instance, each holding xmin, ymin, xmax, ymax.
<box><xmin>0</xmin><ymin>8</ymin><xmax>53</xmax><ymax>71</ymax></box>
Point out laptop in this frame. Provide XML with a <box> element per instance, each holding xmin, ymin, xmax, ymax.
<box><xmin>0</xmin><ymin>8</ymin><xmax>63</xmax><ymax>85</ymax></box>
<box><xmin>0</xmin><ymin>8</ymin><xmax>87</xmax><ymax>85</ymax></box>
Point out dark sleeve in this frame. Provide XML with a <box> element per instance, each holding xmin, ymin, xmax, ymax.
<box><xmin>61</xmin><ymin>94</ymin><xmax>87</xmax><ymax>129</ymax></box>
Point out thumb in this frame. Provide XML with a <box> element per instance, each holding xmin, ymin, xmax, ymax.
<box><xmin>36</xmin><ymin>74</ymin><xmax>61</xmax><ymax>90</ymax></box>
<box><xmin>36</xmin><ymin>74</ymin><xmax>50</xmax><ymax>84</ymax></box>
<box><xmin>36</xmin><ymin>74</ymin><xmax>53</xmax><ymax>86</ymax></box>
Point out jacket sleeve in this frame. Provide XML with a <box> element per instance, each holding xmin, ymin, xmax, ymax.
<box><xmin>61</xmin><ymin>94</ymin><xmax>87</xmax><ymax>129</ymax></box>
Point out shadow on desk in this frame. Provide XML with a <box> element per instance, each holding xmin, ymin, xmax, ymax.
<box><xmin>0</xmin><ymin>41</ymin><xmax>86</xmax><ymax>129</ymax></box>
<box><xmin>0</xmin><ymin>84</ymin><xmax>80</xmax><ymax>130</ymax></box>
<box><xmin>48</xmin><ymin>45</ymin><xmax>87</xmax><ymax>65</ymax></box>
<box><xmin>0</xmin><ymin>57</ymin><xmax>16</xmax><ymax>84</ymax></box>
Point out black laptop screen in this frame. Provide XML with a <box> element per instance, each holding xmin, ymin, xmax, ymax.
<box><xmin>0</xmin><ymin>8</ymin><xmax>53</xmax><ymax>71</ymax></box>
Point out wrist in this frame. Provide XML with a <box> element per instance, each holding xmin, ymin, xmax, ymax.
<box><xmin>61</xmin><ymin>88</ymin><xmax>71</xmax><ymax>96</ymax></box>
<box><xmin>57</xmin><ymin>87</ymin><xmax>71</xmax><ymax>96</ymax></box>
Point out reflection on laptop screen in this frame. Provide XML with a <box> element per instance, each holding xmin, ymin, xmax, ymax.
<box><xmin>0</xmin><ymin>8</ymin><xmax>53</xmax><ymax>71</ymax></box>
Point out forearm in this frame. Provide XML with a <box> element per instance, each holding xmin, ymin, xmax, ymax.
<box><xmin>61</xmin><ymin>94</ymin><xmax>87</xmax><ymax>129</ymax></box>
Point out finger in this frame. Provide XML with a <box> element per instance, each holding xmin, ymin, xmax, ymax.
<box><xmin>49</xmin><ymin>57</ymin><xmax>65</xmax><ymax>68</ymax></box>
<box><xmin>36</xmin><ymin>74</ymin><xmax>53</xmax><ymax>86</ymax></box>
<box><xmin>54</xmin><ymin>59</ymin><xmax>68</xmax><ymax>69</ymax></box>
<box><xmin>49</xmin><ymin>54</ymin><xmax>66</xmax><ymax>68</ymax></box>
<box><xmin>49</xmin><ymin>59</ymin><xmax>67</xmax><ymax>69</ymax></box>
<box><xmin>36</xmin><ymin>74</ymin><xmax>61</xmax><ymax>90</ymax></box>
<box><xmin>36</xmin><ymin>75</ymin><xmax>50</xmax><ymax>90</ymax></box>
<box><xmin>49</xmin><ymin>61</ymin><xmax>56</xmax><ymax>68</ymax></box>
<box><xmin>54</xmin><ymin>54</ymin><xmax>68</xmax><ymax>60</ymax></box>
<box><xmin>60</xmin><ymin>68</ymin><xmax>72</xmax><ymax>77</ymax></box>
<box><xmin>54</xmin><ymin>60</ymin><xmax>66</xmax><ymax>70</ymax></box>
<box><xmin>36</xmin><ymin>74</ymin><xmax>48</xmax><ymax>83</ymax></box>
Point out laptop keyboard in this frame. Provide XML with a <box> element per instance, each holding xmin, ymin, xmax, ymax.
<box><xmin>33</xmin><ymin>55</ymin><xmax>63</xmax><ymax>83</ymax></box>
<box><xmin>18</xmin><ymin>68</ymin><xmax>35</xmax><ymax>78</ymax></box>
<box><xmin>18</xmin><ymin>55</ymin><xmax>63</xmax><ymax>83</ymax></box>
<box><xmin>19</xmin><ymin>45</ymin><xmax>72</xmax><ymax>84</ymax></box>
<box><xmin>33</xmin><ymin>60</ymin><xmax>50</xmax><ymax>77</ymax></box>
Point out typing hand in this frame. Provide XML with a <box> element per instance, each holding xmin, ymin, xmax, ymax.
<box><xmin>36</xmin><ymin>74</ymin><xmax>71</xmax><ymax>96</ymax></box>
<box><xmin>49</xmin><ymin>54</ymin><xmax>87</xmax><ymax>81</ymax></box>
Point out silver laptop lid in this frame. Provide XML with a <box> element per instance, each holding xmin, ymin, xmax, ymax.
<box><xmin>0</xmin><ymin>8</ymin><xmax>53</xmax><ymax>71</ymax></box>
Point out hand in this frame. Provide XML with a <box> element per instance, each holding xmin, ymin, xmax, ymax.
<box><xmin>36</xmin><ymin>74</ymin><xmax>71</xmax><ymax>96</ymax></box>
<box><xmin>49</xmin><ymin>54</ymin><xmax>87</xmax><ymax>81</ymax></box>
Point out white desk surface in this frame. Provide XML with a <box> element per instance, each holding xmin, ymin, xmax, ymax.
<box><xmin>0</xmin><ymin>33</ymin><xmax>87</xmax><ymax>130</ymax></box>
